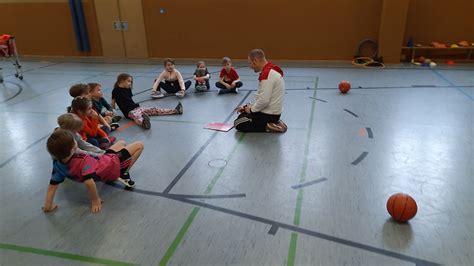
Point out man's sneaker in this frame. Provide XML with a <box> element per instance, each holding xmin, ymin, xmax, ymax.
<box><xmin>110</xmin><ymin>122</ymin><xmax>120</xmax><ymax>131</ymax></box>
<box><xmin>175</xmin><ymin>101</ymin><xmax>183</xmax><ymax>114</ymax></box>
<box><xmin>112</xmin><ymin>115</ymin><xmax>122</xmax><ymax>123</ymax></box>
<box><xmin>266</xmin><ymin>121</ymin><xmax>288</xmax><ymax>133</ymax></box>
<box><xmin>141</xmin><ymin>113</ymin><xmax>151</xmax><ymax>129</ymax></box>
<box><xmin>233</xmin><ymin>87</ymin><xmax>239</xmax><ymax>94</ymax></box>
<box><xmin>175</xmin><ymin>91</ymin><xmax>185</xmax><ymax>98</ymax></box>
<box><xmin>117</xmin><ymin>177</ymin><xmax>135</xmax><ymax>188</ymax></box>
<box><xmin>151</xmin><ymin>90</ymin><xmax>164</xmax><ymax>99</ymax></box>
<box><xmin>278</xmin><ymin>120</ymin><xmax>288</xmax><ymax>131</ymax></box>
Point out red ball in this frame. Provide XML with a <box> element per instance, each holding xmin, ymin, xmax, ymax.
<box><xmin>386</xmin><ymin>193</ymin><xmax>418</xmax><ymax>222</ymax></box>
<box><xmin>339</xmin><ymin>80</ymin><xmax>351</xmax><ymax>94</ymax></box>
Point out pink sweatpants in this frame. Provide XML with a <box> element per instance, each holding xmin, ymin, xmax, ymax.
<box><xmin>128</xmin><ymin>107</ymin><xmax>176</xmax><ymax>126</ymax></box>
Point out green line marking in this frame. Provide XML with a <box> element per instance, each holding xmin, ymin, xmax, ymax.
<box><xmin>287</xmin><ymin>77</ymin><xmax>318</xmax><ymax>266</ymax></box>
<box><xmin>293</xmin><ymin>189</ymin><xmax>304</xmax><ymax>226</ymax></box>
<box><xmin>159</xmin><ymin>207</ymin><xmax>200</xmax><ymax>266</ymax></box>
<box><xmin>204</xmin><ymin>133</ymin><xmax>245</xmax><ymax>194</ymax></box>
<box><xmin>0</xmin><ymin>243</ymin><xmax>136</xmax><ymax>265</ymax></box>
<box><xmin>159</xmin><ymin>133</ymin><xmax>246</xmax><ymax>265</ymax></box>
<box><xmin>287</xmin><ymin>233</ymin><xmax>298</xmax><ymax>266</ymax></box>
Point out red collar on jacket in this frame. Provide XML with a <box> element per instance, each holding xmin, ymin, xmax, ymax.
<box><xmin>259</xmin><ymin>62</ymin><xmax>284</xmax><ymax>81</ymax></box>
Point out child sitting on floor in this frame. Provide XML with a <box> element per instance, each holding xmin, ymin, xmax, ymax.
<box><xmin>89</xmin><ymin>82</ymin><xmax>121</xmax><ymax>131</ymax></box>
<box><xmin>43</xmin><ymin>129</ymin><xmax>143</xmax><ymax>213</ymax></box>
<box><xmin>69</xmin><ymin>83</ymin><xmax>117</xmax><ymax>132</ymax></box>
<box><xmin>216</xmin><ymin>57</ymin><xmax>243</xmax><ymax>94</ymax></box>
<box><xmin>67</xmin><ymin>83</ymin><xmax>90</xmax><ymax>113</ymax></box>
<box><xmin>150</xmin><ymin>58</ymin><xmax>192</xmax><ymax>99</ymax></box>
<box><xmin>112</xmin><ymin>73</ymin><xmax>183</xmax><ymax>130</ymax></box>
<box><xmin>57</xmin><ymin>113</ymin><xmax>105</xmax><ymax>157</ymax></box>
<box><xmin>71</xmin><ymin>96</ymin><xmax>115</xmax><ymax>149</ymax></box>
<box><xmin>193</xmin><ymin>61</ymin><xmax>210</xmax><ymax>92</ymax></box>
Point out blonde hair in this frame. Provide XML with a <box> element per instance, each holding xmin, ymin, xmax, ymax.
<box><xmin>57</xmin><ymin>113</ymin><xmax>83</xmax><ymax>132</ymax></box>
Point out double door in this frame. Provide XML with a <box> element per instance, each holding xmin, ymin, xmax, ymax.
<box><xmin>94</xmin><ymin>0</ymin><xmax>148</xmax><ymax>58</ymax></box>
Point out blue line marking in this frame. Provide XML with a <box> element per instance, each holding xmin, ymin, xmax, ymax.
<box><xmin>431</xmin><ymin>69</ymin><xmax>474</xmax><ymax>101</ymax></box>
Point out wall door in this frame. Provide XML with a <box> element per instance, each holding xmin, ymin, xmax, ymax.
<box><xmin>94</xmin><ymin>0</ymin><xmax>148</xmax><ymax>58</ymax></box>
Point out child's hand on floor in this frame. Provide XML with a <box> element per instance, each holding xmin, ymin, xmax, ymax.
<box><xmin>91</xmin><ymin>198</ymin><xmax>102</xmax><ymax>213</ymax></box>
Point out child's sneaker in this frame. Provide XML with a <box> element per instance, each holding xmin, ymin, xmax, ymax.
<box><xmin>117</xmin><ymin>177</ymin><xmax>135</xmax><ymax>187</ymax></box>
<box><xmin>175</xmin><ymin>91</ymin><xmax>185</xmax><ymax>98</ymax></box>
<box><xmin>175</xmin><ymin>101</ymin><xmax>183</xmax><ymax>114</ymax></box>
<box><xmin>120</xmin><ymin>172</ymin><xmax>135</xmax><ymax>186</ymax></box>
<box><xmin>110</xmin><ymin>122</ymin><xmax>120</xmax><ymax>131</ymax></box>
<box><xmin>112</xmin><ymin>115</ymin><xmax>122</xmax><ymax>123</ymax></box>
<box><xmin>141</xmin><ymin>113</ymin><xmax>151</xmax><ymax>129</ymax></box>
<box><xmin>196</xmin><ymin>84</ymin><xmax>206</xmax><ymax>92</ymax></box>
<box><xmin>151</xmin><ymin>90</ymin><xmax>164</xmax><ymax>99</ymax></box>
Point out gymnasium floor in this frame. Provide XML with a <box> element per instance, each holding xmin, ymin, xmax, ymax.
<box><xmin>0</xmin><ymin>59</ymin><xmax>473</xmax><ymax>266</ymax></box>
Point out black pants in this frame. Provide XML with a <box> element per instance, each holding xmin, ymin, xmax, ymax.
<box><xmin>195</xmin><ymin>80</ymin><xmax>210</xmax><ymax>90</ymax></box>
<box><xmin>234</xmin><ymin>112</ymin><xmax>281</xmax><ymax>132</ymax></box>
<box><xmin>215</xmin><ymin>81</ymin><xmax>243</xmax><ymax>91</ymax></box>
<box><xmin>159</xmin><ymin>80</ymin><xmax>192</xmax><ymax>93</ymax></box>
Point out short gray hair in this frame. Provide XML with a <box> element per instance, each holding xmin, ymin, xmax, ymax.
<box><xmin>248</xmin><ymin>49</ymin><xmax>265</xmax><ymax>60</ymax></box>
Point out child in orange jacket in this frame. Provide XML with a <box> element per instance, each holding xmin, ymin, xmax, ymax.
<box><xmin>71</xmin><ymin>96</ymin><xmax>115</xmax><ymax>149</ymax></box>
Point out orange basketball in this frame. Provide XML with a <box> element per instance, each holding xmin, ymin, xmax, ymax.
<box><xmin>386</xmin><ymin>193</ymin><xmax>418</xmax><ymax>222</ymax></box>
<box><xmin>339</xmin><ymin>80</ymin><xmax>351</xmax><ymax>94</ymax></box>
